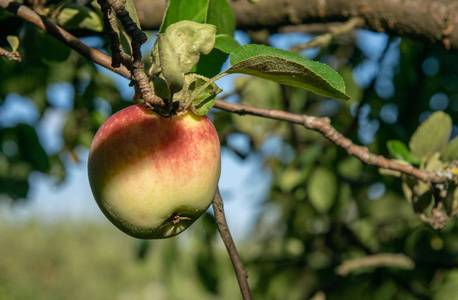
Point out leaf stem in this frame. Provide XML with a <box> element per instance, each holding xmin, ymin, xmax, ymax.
<box><xmin>183</xmin><ymin>72</ymin><xmax>228</xmax><ymax>110</ymax></box>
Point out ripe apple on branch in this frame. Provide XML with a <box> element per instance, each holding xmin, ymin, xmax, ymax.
<box><xmin>87</xmin><ymin>19</ymin><xmax>349</xmax><ymax>239</ymax></box>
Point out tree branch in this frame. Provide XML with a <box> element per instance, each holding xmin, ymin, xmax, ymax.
<box><xmin>0</xmin><ymin>0</ymin><xmax>132</xmax><ymax>78</ymax></box>
<box><xmin>133</xmin><ymin>0</ymin><xmax>458</xmax><ymax>51</ymax></box>
<box><xmin>212</xmin><ymin>188</ymin><xmax>252</xmax><ymax>300</ymax></box>
<box><xmin>290</xmin><ymin>17</ymin><xmax>364</xmax><ymax>52</ymax></box>
<box><xmin>0</xmin><ymin>46</ymin><xmax>21</xmax><ymax>61</ymax></box>
<box><xmin>1</xmin><ymin>0</ymin><xmax>455</xmax><ymax>186</ymax></box>
<box><xmin>213</xmin><ymin>99</ymin><xmax>454</xmax><ymax>186</ymax></box>
<box><xmin>335</xmin><ymin>253</ymin><xmax>415</xmax><ymax>276</ymax></box>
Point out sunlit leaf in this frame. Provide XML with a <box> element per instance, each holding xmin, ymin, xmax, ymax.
<box><xmin>387</xmin><ymin>140</ymin><xmax>420</xmax><ymax>164</ymax></box>
<box><xmin>441</xmin><ymin>136</ymin><xmax>458</xmax><ymax>162</ymax></box>
<box><xmin>56</xmin><ymin>4</ymin><xmax>103</xmax><ymax>32</ymax></box>
<box><xmin>175</xmin><ymin>74</ymin><xmax>221</xmax><ymax>115</ymax></box>
<box><xmin>205</xmin><ymin>0</ymin><xmax>235</xmax><ymax>35</ymax></box>
<box><xmin>213</xmin><ymin>34</ymin><xmax>240</xmax><ymax>54</ymax></box>
<box><xmin>6</xmin><ymin>35</ymin><xmax>20</xmax><ymax>52</ymax></box>
<box><xmin>159</xmin><ymin>0</ymin><xmax>207</xmax><ymax>33</ymax></box>
<box><xmin>409</xmin><ymin>111</ymin><xmax>452</xmax><ymax>159</ymax></box>
<box><xmin>124</xmin><ymin>0</ymin><xmax>141</xmax><ymax>30</ymax></box>
<box><xmin>157</xmin><ymin>34</ymin><xmax>185</xmax><ymax>94</ymax></box>
<box><xmin>227</xmin><ymin>44</ymin><xmax>349</xmax><ymax>100</ymax></box>
<box><xmin>309</xmin><ymin>167</ymin><xmax>337</xmax><ymax>213</ymax></box>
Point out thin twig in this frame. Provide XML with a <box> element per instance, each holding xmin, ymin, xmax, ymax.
<box><xmin>213</xmin><ymin>99</ymin><xmax>453</xmax><ymax>185</ymax></box>
<box><xmin>290</xmin><ymin>17</ymin><xmax>364</xmax><ymax>52</ymax></box>
<box><xmin>335</xmin><ymin>253</ymin><xmax>415</xmax><ymax>276</ymax></box>
<box><xmin>1</xmin><ymin>0</ymin><xmax>455</xmax><ymax>187</ymax></box>
<box><xmin>0</xmin><ymin>0</ymin><xmax>132</xmax><ymax>78</ymax></box>
<box><xmin>212</xmin><ymin>188</ymin><xmax>252</xmax><ymax>300</ymax></box>
<box><xmin>0</xmin><ymin>46</ymin><xmax>21</xmax><ymax>61</ymax></box>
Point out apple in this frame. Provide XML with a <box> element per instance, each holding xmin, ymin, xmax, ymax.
<box><xmin>87</xmin><ymin>103</ymin><xmax>221</xmax><ymax>239</ymax></box>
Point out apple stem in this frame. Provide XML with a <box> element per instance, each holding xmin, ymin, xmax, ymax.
<box><xmin>212</xmin><ymin>188</ymin><xmax>252</xmax><ymax>300</ymax></box>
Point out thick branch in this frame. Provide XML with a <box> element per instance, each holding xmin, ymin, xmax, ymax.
<box><xmin>133</xmin><ymin>0</ymin><xmax>458</xmax><ymax>51</ymax></box>
<box><xmin>212</xmin><ymin>189</ymin><xmax>252</xmax><ymax>300</ymax></box>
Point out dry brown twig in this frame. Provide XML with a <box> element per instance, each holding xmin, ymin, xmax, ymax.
<box><xmin>0</xmin><ymin>46</ymin><xmax>21</xmax><ymax>61</ymax></box>
<box><xmin>97</xmin><ymin>0</ymin><xmax>164</xmax><ymax>109</ymax></box>
<box><xmin>289</xmin><ymin>17</ymin><xmax>365</xmax><ymax>53</ymax></box>
<box><xmin>212</xmin><ymin>189</ymin><xmax>252</xmax><ymax>300</ymax></box>
<box><xmin>335</xmin><ymin>253</ymin><xmax>415</xmax><ymax>276</ymax></box>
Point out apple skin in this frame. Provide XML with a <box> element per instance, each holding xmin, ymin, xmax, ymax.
<box><xmin>87</xmin><ymin>103</ymin><xmax>221</xmax><ymax>239</ymax></box>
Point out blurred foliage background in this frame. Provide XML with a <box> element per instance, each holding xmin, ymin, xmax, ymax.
<box><xmin>1</xmin><ymin>0</ymin><xmax>458</xmax><ymax>299</ymax></box>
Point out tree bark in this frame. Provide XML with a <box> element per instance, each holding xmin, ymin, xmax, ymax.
<box><xmin>134</xmin><ymin>0</ymin><xmax>458</xmax><ymax>51</ymax></box>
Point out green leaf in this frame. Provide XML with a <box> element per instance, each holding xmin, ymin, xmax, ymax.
<box><xmin>6</xmin><ymin>35</ymin><xmax>20</xmax><ymax>52</ymax></box>
<box><xmin>205</xmin><ymin>0</ymin><xmax>235</xmax><ymax>35</ymax></box>
<box><xmin>124</xmin><ymin>0</ymin><xmax>141</xmax><ymax>30</ymax></box>
<box><xmin>433</xmin><ymin>270</ymin><xmax>458</xmax><ymax>300</ymax></box>
<box><xmin>226</xmin><ymin>44</ymin><xmax>350</xmax><ymax>100</ymax></box>
<box><xmin>409</xmin><ymin>111</ymin><xmax>452</xmax><ymax>159</ymax></box>
<box><xmin>231</xmin><ymin>77</ymin><xmax>284</xmax><ymax>147</ymax></box>
<box><xmin>56</xmin><ymin>4</ymin><xmax>103</xmax><ymax>32</ymax></box>
<box><xmin>165</xmin><ymin>21</ymin><xmax>217</xmax><ymax>74</ymax></box>
<box><xmin>151</xmin><ymin>21</ymin><xmax>217</xmax><ymax>76</ymax></box>
<box><xmin>150</xmin><ymin>77</ymin><xmax>171</xmax><ymax>100</ymax></box>
<box><xmin>159</xmin><ymin>0</ymin><xmax>207</xmax><ymax>33</ymax></box>
<box><xmin>194</xmin><ymin>48</ymin><xmax>229</xmax><ymax>77</ymax></box>
<box><xmin>15</xmin><ymin>124</ymin><xmax>50</xmax><ymax>173</ymax></box>
<box><xmin>214</xmin><ymin>34</ymin><xmax>240</xmax><ymax>54</ymax></box>
<box><xmin>157</xmin><ymin>34</ymin><xmax>185</xmax><ymax>94</ymax></box>
<box><xmin>441</xmin><ymin>136</ymin><xmax>458</xmax><ymax>162</ymax></box>
<box><xmin>309</xmin><ymin>167</ymin><xmax>337</xmax><ymax>213</ymax></box>
<box><xmin>175</xmin><ymin>74</ymin><xmax>222</xmax><ymax>115</ymax></box>
<box><xmin>387</xmin><ymin>140</ymin><xmax>420</xmax><ymax>164</ymax></box>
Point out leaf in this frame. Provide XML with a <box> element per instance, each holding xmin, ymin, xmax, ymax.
<box><xmin>56</xmin><ymin>4</ymin><xmax>103</xmax><ymax>32</ymax></box>
<box><xmin>337</xmin><ymin>156</ymin><xmax>364</xmax><ymax>180</ymax></box>
<box><xmin>441</xmin><ymin>136</ymin><xmax>458</xmax><ymax>162</ymax></box>
<box><xmin>159</xmin><ymin>0</ymin><xmax>208</xmax><ymax>33</ymax></box>
<box><xmin>309</xmin><ymin>167</ymin><xmax>337</xmax><ymax>213</ymax></box>
<box><xmin>123</xmin><ymin>0</ymin><xmax>141</xmax><ymax>30</ymax></box>
<box><xmin>433</xmin><ymin>270</ymin><xmax>458</xmax><ymax>300</ymax></box>
<box><xmin>14</xmin><ymin>124</ymin><xmax>50</xmax><ymax>173</ymax></box>
<box><xmin>7</xmin><ymin>35</ymin><xmax>20</xmax><ymax>52</ymax></box>
<box><xmin>175</xmin><ymin>74</ymin><xmax>222</xmax><ymax>115</ymax></box>
<box><xmin>151</xmin><ymin>21</ymin><xmax>217</xmax><ymax>76</ymax></box>
<box><xmin>409</xmin><ymin>111</ymin><xmax>452</xmax><ymax>159</ymax></box>
<box><xmin>231</xmin><ymin>77</ymin><xmax>284</xmax><ymax>146</ymax></box>
<box><xmin>226</xmin><ymin>44</ymin><xmax>350</xmax><ymax>100</ymax></box>
<box><xmin>387</xmin><ymin>140</ymin><xmax>420</xmax><ymax>164</ymax></box>
<box><xmin>157</xmin><ymin>34</ymin><xmax>185</xmax><ymax>94</ymax></box>
<box><xmin>194</xmin><ymin>48</ymin><xmax>229</xmax><ymax>77</ymax></box>
<box><xmin>213</xmin><ymin>34</ymin><xmax>240</xmax><ymax>54</ymax></box>
<box><xmin>159</xmin><ymin>0</ymin><xmax>235</xmax><ymax>35</ymax></box>
<box><xmin>150</xmin><ymin>77</ymin><xmax>171</xmax><ymax>100</ymax></box>
<box><xmin>164</xmin><ymin>21</ymin><xmax>217</xmax><ymax>74</ymax></box>
<box><xmin>205</xmin><ymin>0</ymin><xmax>235</xmax><ymax>35</ymax></box>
